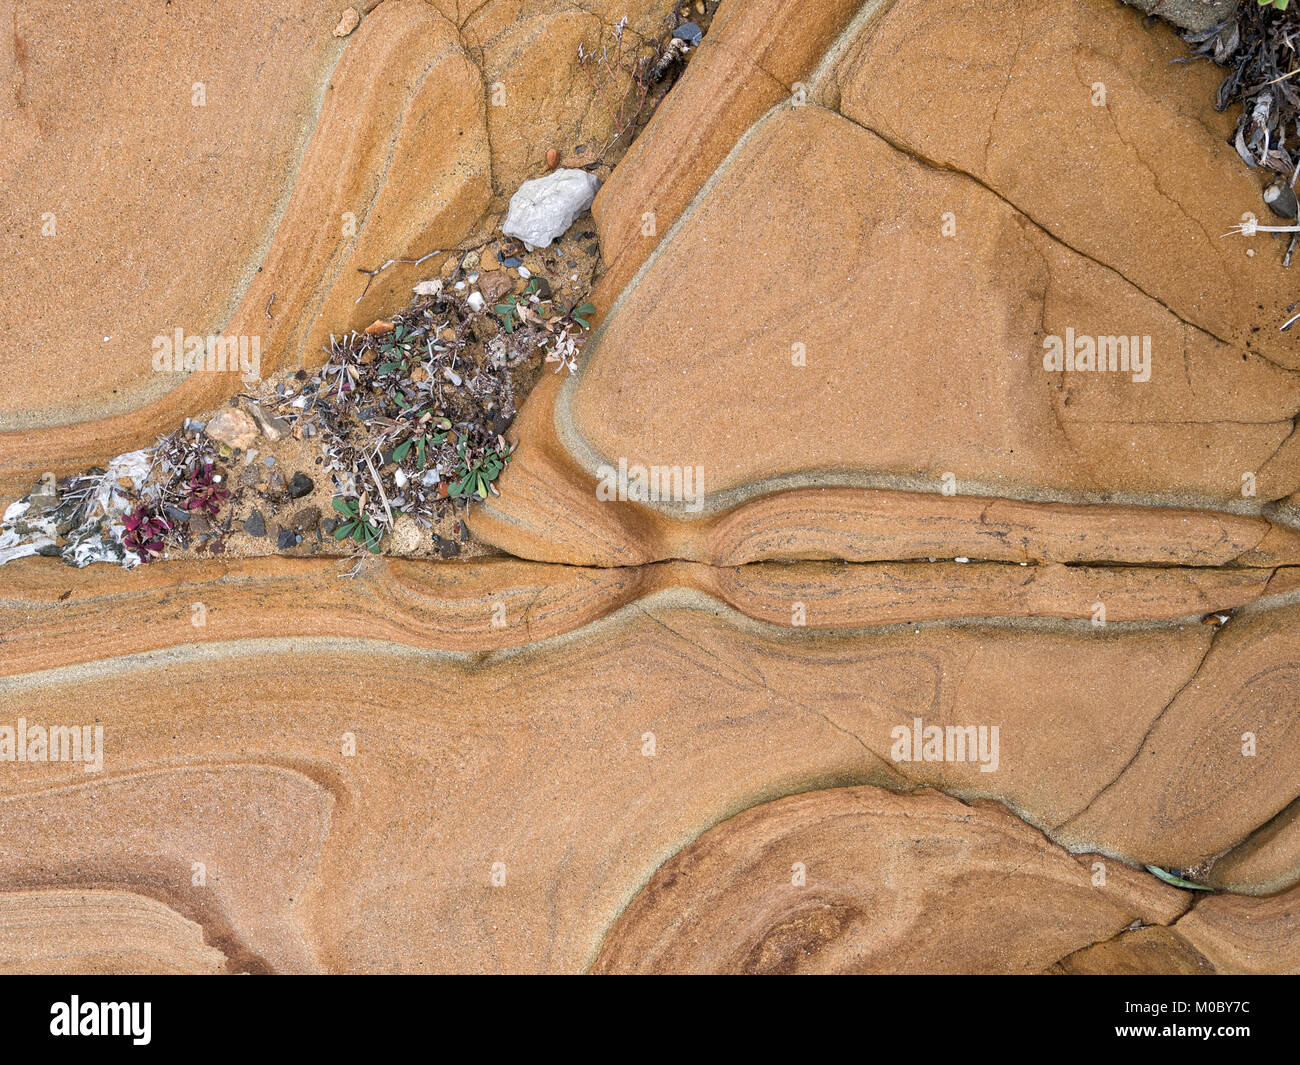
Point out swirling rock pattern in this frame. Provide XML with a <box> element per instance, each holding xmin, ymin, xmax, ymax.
<box><xmin>0</xmin><ymin>0</ymin><xmax>677</xmax><ymax>494</ymax></box>
<box><xmin>2</xmin><ymin>566</ymin><xmax>1299</xmax><ymax>971</ymax></box>
<box><xmin>3</xmin><ymin>0</ymin><xmax>1300</xmax><ymax>973</ymax></box>
<box><xmin>592</xmin><ymin>786</ymin><xmax>1190</xmax><ymax>974</ymax></box>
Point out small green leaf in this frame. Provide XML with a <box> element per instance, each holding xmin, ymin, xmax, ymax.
<box><xmin>1145</xmin><ymin>865</ymin><xmax>1214</xmax><ymax>892</ymax></box>
<box><xmin>334</xmin><ymin>521</ymin><xmax>357</xmax><ymax>539</ymax></box>
<box><xmin>575</xmin><ymin>302</ymin><xmax>595</xmax><ymax>316</ymax></box>
<box><xmin>332</xmin><ymin>498</ymin><xmax>357</xmax><ymax>517</ymax></box>
<box><xmin>392</xmin><ymin>439</ymin><xmax>413</xmax><ymax>462</ymax></box>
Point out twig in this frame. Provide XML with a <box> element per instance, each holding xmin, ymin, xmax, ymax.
<box><xmin>361</xmin><ymin>447</ymin><xmax>394</xmax><ymax>529</ymax></box>
<box><xmin>355</xmin><ymin>250</ymin><xmax>444</xmax><ymax>304</ymax></box>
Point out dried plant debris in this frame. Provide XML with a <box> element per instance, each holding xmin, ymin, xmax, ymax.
<box><xmin>278</xmin><ymin>277</ymin><xmax>592</xmax><ymax>554</ymax></box>
<box><xmin>0</xmin><ymin>261</ymin><xmax>595</xmax><ymax>569</ymax></box>
<box><xmin>0</xmin><ymin>441</ymin><xmax>217</xmax><ymax>569</ymax></box>
<box><xmin>1183</xmin><ymin>3</ymin><xmax>1300</xmax><ymax>177</ymax></box>
<box><xmin>1190</xmin><ymin>4</ymin><xmax>1300</xmax><ymax>266</ymax></box>
<box><xmin>575</xmin><ymin>5</ymin><xmax>715</xmax><ymax>163</ymax></box>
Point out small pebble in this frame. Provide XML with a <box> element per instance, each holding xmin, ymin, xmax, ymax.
<box><xmin>288</xmin><ymin>505</ymin><xmax>321</xmax><ymax>533</ymax></box>
<box><xmin>673</xmin><ymin>20</ymin><xmax>703</xmax><ymax>45</ymax></box>
<box><xmin>244</xmin><ymin>509</ymin><xmax>267</xmax><ymax>537</ymax></box>
<box><xmin>502</xmin><ymin>256</ymin><xmax>523</xmax><ymax>268</ymax></box>
<box><xmin>277</xmin><ymin>529</ymin><xmax>299</xmax><ymax>550</ymax></box>
<box><xmin>288</xmin><ymin>472</ymin><xmax>315</xmax><ymax>499</ymax></box>
<box><xmin>517</xmin><ymin>266</ymin><xmax>532</xmax><ymax>279</ymax></box>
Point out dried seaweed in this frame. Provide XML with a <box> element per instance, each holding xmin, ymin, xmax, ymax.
<box><xmin>1183</xmin><ymin>3</ymin><xmax>1300</xmax><ymax>177</ymax></box>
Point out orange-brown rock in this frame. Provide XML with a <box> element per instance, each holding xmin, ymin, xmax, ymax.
<box><xmin>0</xmin><ymin>0</ymin><xmax>674</xmax><ymax>495</ymax></box>
<box><xmin>1206</xmin><ymin>799</ymin><xmax>1300</xmax><ymax>896</ymax></box>
<box><xmin>570</xmin><ymin>105</ymin><xmax>1300</xmax><ymax>510</ymax></box>
<box><xmin>593</xmin><ymin>786</ymin><xmax>1189</xmax><ymax>974</ymax></box>
<box><xmin>0</xmin><ymin>0</ymin><xmax>346</xmax><ymax>437</ymax></box>
<box><xmin>5</xmin><ymin>0</ymin><xmax>1300</xmax><ymax>977</ymax></box>
<box><xmin>835</xmin><ymin>0</ymin><xmax>1300</xmax><ymax>367</ymax></box>
<box><xmin>1048</xmin><ymin>925</ymin><xmax>1215</xmax><ymax>975</ymax></box>
<box><xmin>4</xmin><ymin>554</ymin><xmax>1295</xmax><ymax>678</ymax></box>
<box><xmin>1058</xmin><ymin>601</ymin><xmax>1300</xmax><ymax>869</ymax></box>
<box><xmin>1174</xmin><ymin>882</ymin><xmax>1300</xmax><ymax>974</ymax></box>
<box><xmin>0</xmin><ymin>890</ymin><xmax>227</xmax><ymax>975</ymax></box>
<box><xmin>472</xmin><ymin>439</ymin><xmax>1300</xmax><ymax>567</ymax></box>
<box><xmin>592</xmin><ymin>0</ymin><xmax>866</xmax><ymax>301</ymax></box>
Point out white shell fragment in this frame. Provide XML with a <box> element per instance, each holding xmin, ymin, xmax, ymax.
<box><xmin>502</xmin><ymin>168</ymin><xmax>600</xmax><ymax>249</ymax></box>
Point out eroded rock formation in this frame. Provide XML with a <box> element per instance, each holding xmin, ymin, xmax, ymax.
<box><xmin>2</xmin><ymin>0</ymin><xmax>1299</xmax><ymax>973</ymax></box>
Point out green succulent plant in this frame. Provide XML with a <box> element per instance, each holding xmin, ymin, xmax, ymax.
<box><xmin>331</xmin><ymin>497</ymin><xmax>384</xmax><ymax>553</ymax></box>
<box><xmin>392</xmin><ymin>417</ymin><xmax>451</xmax><ymax>470</ymax></box>
<box><xmin>448</xmin><ymin>439</ymin><xmax>511</xmax><ymax>501</ymax></box>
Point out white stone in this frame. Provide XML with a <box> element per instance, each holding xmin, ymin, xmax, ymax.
<box><xmin>502</xmin><ymin>168</ymin><xmax>600</xmax><ymax>249</ymax></box>
<box><xmin>390</xmin><ymin>514</ymin><xmax>424</xmax><ymax>554</ymax></box>
<box><xmin>466</xmin><ymin>291</ymin><xmax>486</xmax><ymax>312</ymax></box>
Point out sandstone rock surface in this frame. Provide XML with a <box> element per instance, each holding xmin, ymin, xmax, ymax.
<box><xmin>593</xmin><ymin>786</ymin><xmax>1188</xmax><ymax>974</ymax></box>
<box><xmin>0</xmin><ymin>0</ymin><xmax>675</xmax><ymax>493</ymax></box>
<box><xmin>3</xmin><ymin>0</ymin><xmax>1300</xmax><ymax>976</ymax></box>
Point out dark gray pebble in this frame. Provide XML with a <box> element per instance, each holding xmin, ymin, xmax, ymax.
<box><xmin>673</xmin><ymin>20</ymin><xmax>703</xmax><ymax>45</ymax></box>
